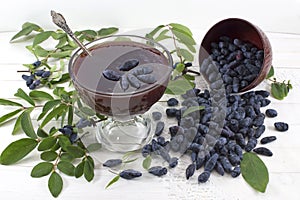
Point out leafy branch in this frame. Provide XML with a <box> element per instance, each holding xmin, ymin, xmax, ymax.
<box><xmin>266</xmin><ymin>66</ymin><xmax>292</xmax><ymax>100</ymax></box>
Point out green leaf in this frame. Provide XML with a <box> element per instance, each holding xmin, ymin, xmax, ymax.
<box><xmin>31</xmin><ymin>162</ymin><xmax>53</xmax><ymax>177</ymax></box>
<box><xmin>55</xmin><ymin>35</ymin><xmax>68</xmax><ymax>48</ymax></box>
<box><xmin>60</xmin><ymin>152</ymin><xmax>75</xmax><ymax>162</ymax></box>
<box><xmin>184</xmin><ymin>43</ymin><xmax>196</xmax><ymax>53</ymax></box>
<box><xmin>38</xmin><ymin>137</ymin><xmax>57</xmax><ymax>151</ymax></box>
<box><xmin>50</xmin><ymin>73</ymin><xmax>70</xmax><ymax>85</ymax></box>
<box><xmin>67</xmin><ymin>105</ymin><xmax>73</xmax><ymax>125</ymax></box>
<box><xmin>57</xmin><ymin>161</ymin><xmax>75</xmax><ymax>176</ymax></box>
<box><xmin>29</xmin><ymin>90</ymin><xmax>54</xmax><ymax>101</ymax></box>
<box><xmin>97</xmin><ymin>27</ymin><xmax>119</xmax><ymax>37</ymax></box>
<box><xmin>50</xmin><ymin>50</ymin><xmax>72</xmax><ymax>58</ymax></box>
<box><xmin>37</xmin><ymin>127</ymin><xmax>49</xmax><ymax>138</ymax></box>
<box><xmin>154</xmin><ymin>29</ymin><xmax>171</xmax><ymax>42</ymax></box>
<box><xmin>12</xmin><ymin>107</ymin><xmax>34</xmax><ymax>135</ymax></box>
<box><xmin>12</xmin><ymin>111</ymin><xmax>23</xmax><ymax>135</ymax></box>
<box><xmin>83</xmin><ymin>160</ymin><xmax>94</xmax><ymax>182</ymax></box>
<box><xmin>241</xmin><ymin>152</ymin><xmax>269</xmax><ymax>193</ymax></box>
<box><xmin>165</xmin><ymin>79</ymin><xmax>195</xmax><ymax>95</ymax></box>
<box><xmin>146</xmin><ymin>25</ymin><xmax>165</xmax><ymax>39</ymax></box>
<box><xmin>0</xmin><ymin>109</ymin><xmax>22</xmax><ymax>125</ymax></box>
<box><xmin>182</xmin><ymin>106</ymin><xmax>205</xmax><ymax>117</ymax></box>
<box><xmin>21</xmin><ymin>109</ymin><xmax>37</xmax><ymax>139</ymax></box>
<box><xmin>75</xmin><ymin>161</ymin><xmax>85</xmax><ymax>178</ymax></box>
<box><xmin>169</xmin><ymin>23</ymin><xmax>193</xmax><ymax>37</ymax></box>
<box><xmin>40</xmin><ymin>151</ymin><xmax>58</xmax><ymax>161</ymax></box>
<box><xmin>33</xmin><ymin>31</ymin><xmax>55</xmax><ymax>46</ymax></box>
<box><xmin>172</xmin><ymin>27</ymin><xmax>196</xmax><ymax>45</ymax></box>
<box><xmin>14</xmin><ymin>88</ymin><xmax>35</xmax><ymax>106</ymax></box>
<box><xmin>86</xmin><ymin>143</ymin><xmax>102</xmax><ymax>152</ymax></box>
<box><xmin>48</xmin><ymin>171</ymin><xmax>63</xmax><ymax>198</ymax></box>
<box><xmin>142</xmin><ymin>155</ymin><xmax>152</xmax><ymax>170</ymax></box>
<box><xmin>178</xmin><ymin>48</ymin><xmax>194</xmax><ymax>61</ymax></box>
<box><xmin>0</xmin><ymin>98</ymin><xmax>23</xmax><ymax>107</ymax></box>
<box><xmin>86</xmin><ymin>156</ymin><xmax>95</xmax><ymax>168</ymax></box>
<box><xmin>105</xmin><ymin>175</ymin><xmax>120</xmax><ymax>189</ymax></box>
<box><xmin>271</xmin><ymin>82</ymin><xmax>286</xmax><ymax>100</ymax></box>
<box><xmin>34</xmin><ymin>45</ymin><xmax>49</xmax><ymax>57</ymax></box>
<box><xmin>38</xmin><ymin>99</ymin><xmax>61</xmax><ymax>120</ymax></box>
<box><xmin>41</xmin><ymin>104</ymin><xmax>68</xmax><ymax>128</ymax></box>
<box><xmin>0</xmin><ymin>138</ymin><xmax>38</xmax><ymax>165</ymax></box>
<box><xmin>66</xmin><ymin>146</ymin><xmax>85</xmax><ymax>158</ymax></box>
<box><xmin>79</xmin><ymin>106</ymin><xmax>96</xmax><ymax>116</ymax></box>
<box><xmin>58</xmin><ymin>135</ymin><xmax>72</xmax><ymax>152</ymax></box>
<box><xmin>10</xmin><ymin>22</ymin><xmax>43</xmax><ymax>41</ymax></box>
<box><xmin>266</xmin><ymin>66</ymin><xmax>274</xmax><ymax>79</ymax></box>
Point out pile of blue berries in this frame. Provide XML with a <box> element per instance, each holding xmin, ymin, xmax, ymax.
<box><xmin>141</xmin><ymin>85</ymin><xmax>289</xmax><ymax>184</ymax></box>
<box><xmin>200</xmin><ymin>36</ymin><xmax>264</xmax><ymax>93</ymax></box>
<box><xmin>21</xmin><ymin>61</ymin><xmax>51</xmax><ymax>90</ymax></box>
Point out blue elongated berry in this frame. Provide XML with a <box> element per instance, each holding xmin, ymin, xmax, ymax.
<box><xmin>25</xmin><ymin>76</ymin><xmax>34</xmax><ymax>86</ymax></box>
<box><xmin>168</xmin><ymin>157</ymin><xmax>178</xmax><ymax>168</ymax></box>
<box><xmin>198</xmin><ymin>171</ymin><xmax>210</xmax><ymax>183</ymax></box>
<box><xmin>118</xmin><ymin>59</ymin><xmax>139</xmax><ymax>71</ymax></box>
<box><xmin>119</xmin><ymin>169</ymin><xmax>142</xmax><ymax>180</ymax></box>
<box><xmin>103</xmin><ymin>69</ymin><xmax>121</xmax><ymax>81</ymax></box>
<box><xmin>34</xmin><ymin>70</ymin><xmax>44</xmax><ymax>76</ymax></box>
<box><xmin>274</xmin><ymin>122</ymin><xmax>289</xmax><ymax>132</ymax></box>
<box><xmin>231</xmin><ymin>166</ymin><xmax>241</xmax><ymax>178</ymax></box>
<box><xmin>204</xmin><ymin>153</ymin><xmax>219</xmax><ymax>172</ymax></box>
<box><xmin>22</xmin><ymin>74</ymin><xmax>31</xmax><ymax>81</ymax></box>
<box><xmin>167</xmin><ymin>98</ymin><xmax>179</xmax><ymax>106</ymax></box>
<box><xmin>103</xmin><ymin>159</ymin><xmax>122</xmax><ymax>167</ymax></box>
<box><xmin>154</xmin><ymin>121</ymin><xmax>165</xmax><ymax>136</ymax></box>
<box><xmin>34</xmin><ymin>79</ymin><xmax>41</xmax><ymax>86</ymax></box>
<box><xmin>148</xmin><ymin>166</ymin><xmax>167</xmax><ymax>177</ymax></box>
<box><xmin>142</xmin><ymin>144</ymin><xmax>152</xmax><ymax>157</ymax></box>
<box><xmin>29</xmin><ymin>83</ymin><xmax>36</xmax><ymax>90</ymax></box>
<box><xmin>33</xmin><ymin>60</ymin><xmax>42</xmax><ymax>67</ymax></box>
<box><xmin>186</xmin><ymin>163</ymin><xmax>196</xmax><ymax>180</ymax></box>
<box><xmin>166</xmin><ymin>108</ymin><xmax>178</xmax><ymax>117</ymax></box>
<box><xmin>260</xmin><ymin>136</ymin><xmax>277</xmax><ymax>144</ymax></box>
<box><xmin>157</xmin><ymin>136</ymin><xmax>166</xmax><ymax>146</ymax></box>
<box><xmin>152</xmin><ymin>112</ymin><xmax>162</xmax><ymax>121</ymax></box>
<box><xmin>215</xmin><ymin>161</ymin><xmax>225</xmax><ymax>176</ymax></box>
<box><xmin>265</xmin><ymin>109</ymin><xmax>277</xmax><ymax>118</ymax></box>
<box><xmin>41</xmin><ymin>71</ymin><xmax>51</xmax><ymax>78</ymax></box>
<box><xmin>69</xmin><ymin>133</ymin><xmax>77</xmax><ymax>143</ymax></box>
<box><xmin>253</xmin><ymin>147</ymin><xmax>273</xmax><ymax>156</ymax></box>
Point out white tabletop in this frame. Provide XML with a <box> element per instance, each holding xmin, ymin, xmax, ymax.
<box><xmin>1</xmin><ymin>1</ymin><xmax>300</xmax><ymax>199</ymax></box>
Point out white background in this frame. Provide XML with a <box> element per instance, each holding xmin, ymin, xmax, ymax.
<box><xmin>1</xmin><ymin>0</ymin><xmax>300</xmax><ymax>199</ymax></box>
<box><xmin>1</xmin><ymin>0</ymin><xmax>300</xmax><ymax>33</ymax></box>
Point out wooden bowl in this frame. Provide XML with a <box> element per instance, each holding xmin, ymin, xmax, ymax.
<box><xmin>199</xmin><ymin>18</ymin><xmax>272</xmax><ymax>92</ymax></box>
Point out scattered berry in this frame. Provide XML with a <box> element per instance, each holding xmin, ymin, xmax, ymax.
<box><xmin>119</xmin><ymin>169</ymin><xmax>142</xmax><ymax>180</ymax></box>
<box><xmin>260</xmin><ymin>136</ymin><xmax>277</xmax><ymax>144</ymax></box>
<box><xmin>265</xmin><ymin>109</ymin><xmax>278</xmax><ymax>118</ymax></box>
<box><xmin>148</xmin><ymin>166</ymin><xmax>168</xmax><ymax>177</ymax></box>
<box><xmin>253</xmin><ymin>147</ymin><xmax>273</xmax><ymax>156</ymax></box>
<box><xmin>186</xmin><ymin>163</ymin><xmax>196</xmax><ymax>180</ymax></box>
<box><xmin>198</xmin><ymin>171</ymin><xmax>210</xmax><ymax>183</ymax></box>
<box><xmin>167</xmin><ymin>98</ymin><xmax>179</xmax><ymax>106</ymax></box>
<box><xmin>274</xmin><ymin>122</ymin><xmax>289</xmax><ymax>132</ymax></box>
<box><xmin>168</xmin><ymin>157</ymin><xmax>178</xmax><ymax>168</ymax></box>
<box><xmin>103</xmin><ymin>159</ymin><xmax>122</xmax><ymax>167</ymax></box>
<box><xmin>152</xmin><ymin>112</ymin><xmax>162</xmax><ymax>121</ymax></box>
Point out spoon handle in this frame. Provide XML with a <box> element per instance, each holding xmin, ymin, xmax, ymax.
<box><xmin>51</xmin><ymin>10</ymin><xmax>92</xmax><ymax>56</ymax></box>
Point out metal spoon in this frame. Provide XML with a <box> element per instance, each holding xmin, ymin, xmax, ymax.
<box><xmin>51</xmin><ymin>10</ymin><xmax>92</xmax><ymax>56</ymax></box>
